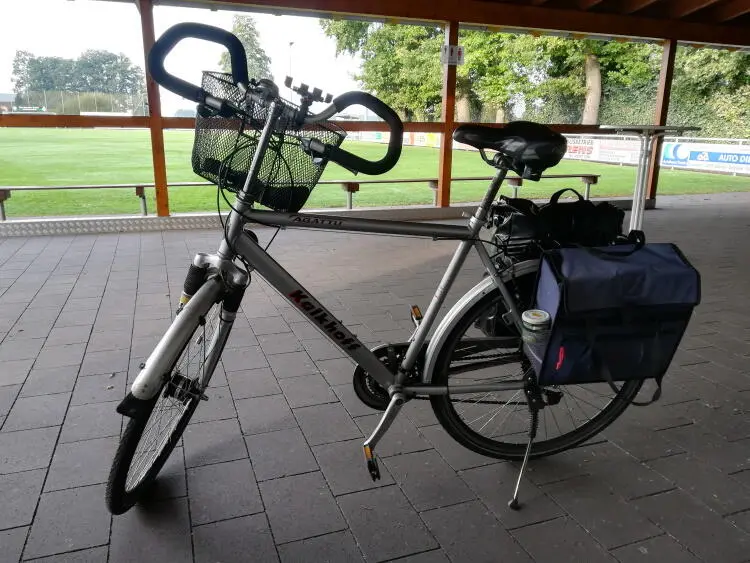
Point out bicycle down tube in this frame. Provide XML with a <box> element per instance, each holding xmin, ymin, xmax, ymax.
<box><xmin>229</xmin><ymin>227</ymin><xmax>526</xmax><ymax>396</ymax></box>
<box><xmin>222</xmin><ymin>169</ymin><xmax>517</xmax><ymax>396</ymax></box>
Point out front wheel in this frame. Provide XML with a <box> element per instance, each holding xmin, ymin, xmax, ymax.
<box><xmin>430</xmin><ymin>288</ymin><xmax>642</xmax><ymax>461</ymax></box>
<box><xmin>106</xmin><ymin>293</ymin><xmax>225</xmax><ymax>515</ymax></box>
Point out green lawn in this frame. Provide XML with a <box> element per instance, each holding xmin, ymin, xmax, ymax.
<box><xmin>0</xmin><ymin>128</ymin><xmax>748</xmax><ymax>217</ymax></box>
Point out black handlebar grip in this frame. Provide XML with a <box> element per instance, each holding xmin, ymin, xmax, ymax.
<box><xmin>148</xmin><ymin>22</ymin><xmax>249</xmax><ymax>103</ymax></box>
<box><xmin>325</xmin><ymin>92</ymin><xmax>403</xmax><ymax>176</ymax></box>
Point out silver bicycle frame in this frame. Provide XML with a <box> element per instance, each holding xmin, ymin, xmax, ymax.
<box><xmin>210</xmin><ymin>97</ymin><xmax>522</xmax><ymax>396</ymax></box>
<box><xmin>225</xmin><ymin>206</ymin><xmax>524</xmax><ymax>395</ymax></box>
<box><xmin>131</xmin><ymin>99</ymin><xmax>526</xmax><ymax>402</ymax></box>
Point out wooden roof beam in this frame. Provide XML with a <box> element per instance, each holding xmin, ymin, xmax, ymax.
<box><xmin>141</xmin><ymin>0</ymin><xmax>750</xmax><ymax>46</ymax></box>
<box><xmin>619</xmin><ymin>0</ymin><xmax>662</xmax><ymax>14</ymax></box>
<box><xmin>668</xmin><ymin>0</ymin><xmax>724</xmax><ymax>18</ymax></box>
<box><xmin>577</xmin><ymin>0</ymin><xmax>604</xmax><ymax>9</ymax></box>
<box><xmin>705</xmin><ymin>0</ymin><xmax>750</xmax><ymax>22</ymax></box>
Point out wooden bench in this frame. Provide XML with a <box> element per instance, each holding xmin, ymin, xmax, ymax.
<box><xmin>0</xmin><ymin>184</ymin><xmax>150</xmax><ymax>220</ymax></box>
<box><xmin>336</xmin><ymin>174</ymin><xmax>601</xmax><ymax>208</ymax></box>
<box><xmin>0</xmin><ymin>174</ymin><xmax>601</xmax><ymax>218</ymax></box>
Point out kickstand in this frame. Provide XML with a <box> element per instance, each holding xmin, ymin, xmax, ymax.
<box><xmin>362</xmin><ymin>391</ymin><xmax>406</xmax><ymax>481</ymax></box>
<box><xmin>508</xmin><ymin>389</ymin><xmax>540</xmax><ymax>511</ymax></box>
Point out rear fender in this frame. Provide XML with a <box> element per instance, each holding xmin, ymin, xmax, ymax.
<box><xmin>421</xmin><ymin>260</ymin><xmax>538</xmax><ymax>384</ymax></box>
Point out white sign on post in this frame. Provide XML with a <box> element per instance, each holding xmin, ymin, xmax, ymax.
<box><xmin>440</xmin><ymin>44</ymin><xmax>465</xmax><ymax>66</ymax></box>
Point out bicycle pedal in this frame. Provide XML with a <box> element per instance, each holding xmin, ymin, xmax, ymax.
<box><xmin>363</xmin><ymin>445</ymin><xmax>381</xmax><ymax>481</ymax></box>
<box><xmin>410</xmin><ymin>305</ymin><xmax>423</xmax><ymax>328</ymax></box>
<box><xmin>200</xmin><ymin>394</ymin><xmax>209</xmax><ymax>401</ymax></box>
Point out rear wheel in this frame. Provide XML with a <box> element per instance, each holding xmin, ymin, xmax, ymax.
<box><xmin>106</xmin><ymin>298</ymin><xmax>223</xmax><ymax>514</ymax></box>
<box><xmin>430</xmin><ymin>288</ymin><xmax>642</xmax><ymax>460</ymax></box>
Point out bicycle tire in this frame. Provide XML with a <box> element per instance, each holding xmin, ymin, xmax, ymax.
<box><xmin>106</xmin><ymin>297</ymin><xmax>224</xmax><ymax>515</ymax></box>
<box><xmin>430</xmin><ymin>287</ymin><xmax>642</xmax><ymax>461</ymax></box>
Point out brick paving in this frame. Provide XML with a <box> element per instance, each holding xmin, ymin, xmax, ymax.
<box><xmin>0</xmin><ymin>192</ymin><xmax>749</xmax><ymax>562</ymax></box>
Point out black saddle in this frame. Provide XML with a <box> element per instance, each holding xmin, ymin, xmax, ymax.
<box><xmin>453</xmin><ymin>121</ymin><xmax>567</xmax><ymax>180</ymax></box>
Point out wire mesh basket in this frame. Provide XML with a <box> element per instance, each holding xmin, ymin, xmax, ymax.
<box><xmin>191</xmin><ymin>71</ymin><xmax>347</xmax><ymax>213</ymax></box>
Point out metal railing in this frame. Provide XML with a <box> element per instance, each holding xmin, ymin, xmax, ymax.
<box><xmin>0</xmin><ymin>174</ymin><xmax>600</xmax><ymax>220</ymax></box>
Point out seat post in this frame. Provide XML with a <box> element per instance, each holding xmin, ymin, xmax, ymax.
<box><xmin>469</xmin><ymin>167</ymin><xmax>508</xmax><ymax>236</ymax></box>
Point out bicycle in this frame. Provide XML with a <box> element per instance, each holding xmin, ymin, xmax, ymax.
<box><xmin>106</xmin><ymin>22</ymin><xmax>644</xmax><ymax>515</ymax></box>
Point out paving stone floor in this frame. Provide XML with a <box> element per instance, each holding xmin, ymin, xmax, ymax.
<box><xmin>0</xmin><ymin>193</ymin><xmax>749</xmax><ymax>562</ymax></box>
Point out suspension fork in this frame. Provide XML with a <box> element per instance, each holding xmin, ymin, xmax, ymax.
<box><xmin>198</xmin><ymin>284</ymin><xmax>245</xmax><ymax>390</ymax></box>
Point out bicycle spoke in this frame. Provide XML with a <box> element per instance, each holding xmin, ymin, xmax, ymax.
<box><xmin>486</xmin><ymin>391</ymin><xmax>524</xmax><ymax>437</ymax></box>
<box><xmin>547</xmin><ymin>404</ymin><xmax>563</xmax><ymax>438</ymax></box>
<box><xmin>125</xmin><ymin>304</ymin><xmax>220</xmax><ymax>493</ymax></box>
<box><xmin>561</xmin><ymin>393</ymin><xmax>580</xmax><ymax>428</ymax></box>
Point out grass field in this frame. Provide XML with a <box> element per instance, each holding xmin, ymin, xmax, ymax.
<box><xmin>1</xmin><ymin>128</ymin><xmax>748</xmax><ymax>217</ymax></box>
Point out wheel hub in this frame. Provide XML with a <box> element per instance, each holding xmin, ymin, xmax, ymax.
<box><xmin>163</xmin><ymin>372</ymin><xmax>199</xmax><ymax>404</ymax></box>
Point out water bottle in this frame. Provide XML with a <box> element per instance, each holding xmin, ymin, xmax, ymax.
<box><xmin>521</xmin><ymin>309</ymin><xmax>551</xmax><ymax>373</ymax></box>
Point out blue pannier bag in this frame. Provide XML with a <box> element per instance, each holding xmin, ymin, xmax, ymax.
<box><xmin>524</xmin><ymin>241</ymin><xmax>700</xmax><ymax>405</ymax></box>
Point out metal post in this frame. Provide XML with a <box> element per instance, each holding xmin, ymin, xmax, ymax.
<box><xmin>341</xmin><ymin>182</ymin><xmax>359</xmax><ymax>210</ymax></box>
<box><xmin>629</xmin><ymin>133</ymin><xmax>651</xmax><ymax>232</ymax></box>
<box><xmin>136</xmin><ymin>186</ymin><xmax>147</xmax><ymax>216</ymax></box>
<box><xmin>0</xmin><ymin>190</ymin><xmax>9</xmax><ymax>221</ymax></box>
<box><xmin>429</xmin><ymin>180</ymin><xmax>438</xmax><ymax>206</ymax></box>
<box><xmin>506</xmin><ymin>177</ymin><xmax>522</xmax><ymax>198</ymax></box>
<box><xmin>581</xmin><ymin>175</ymin><xmax>597</xmax><ymax>200</ymax></box>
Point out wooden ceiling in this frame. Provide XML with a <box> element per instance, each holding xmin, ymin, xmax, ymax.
<box><xmin>515</xmin><ymin>0</ymin><xmax>750</xmax><ymax>26</ymax></box>
<box><xmin>113</xmin><ymin>0</ymin><xmax>750</xmax><ymax>47</ymax></box>
<box><xmin>463</xmin><ymin>0</ymin><xmax>750</xmax><ymax>46</ymax></box>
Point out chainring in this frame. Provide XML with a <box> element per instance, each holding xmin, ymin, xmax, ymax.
<box><xmin>352</xmin><ymin>343</ymin><xmax>421</xmax><ymax>411</ymax></box>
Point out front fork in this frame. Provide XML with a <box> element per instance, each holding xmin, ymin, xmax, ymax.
<box><xmin>117</xmin><ymin>253</ymin><xmax>248</xmax><ymax>418</ymax></box>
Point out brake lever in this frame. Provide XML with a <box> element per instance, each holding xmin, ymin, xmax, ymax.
<box><xmin>300</xmin><ymin>138</ymin><xmax>360</xmax><ymax>175</ymax></box>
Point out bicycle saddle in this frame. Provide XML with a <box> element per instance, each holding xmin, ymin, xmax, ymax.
<box><xmin>453</xmin><ymin>121</ymin><xmax>567</xmax><ymax>181</ymax></box>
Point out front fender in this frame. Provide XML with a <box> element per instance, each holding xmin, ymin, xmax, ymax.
<box><xmin>130</xmin><ymin>277</ymin><xmax>223</xmax><ymax>400</ymax></box>
<box><xmin>421</xmin><ymin>260</ymin><xmax>538</xmax><ymax>384</ymax></box>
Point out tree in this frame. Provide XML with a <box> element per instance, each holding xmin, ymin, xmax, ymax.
<box><xmin>220</xmin><ymin>15</ymin><xmax>272</xmax><ymax>81</ymax></box>
<box><xmin>11</xmin><ymin>51</ymin><xmax>34</xmax><ymax>92</ymax></box>
<box><xmin>73</xmin><ymin>50</ymin><xmax>144</xmax><ymax>95</ymax></box>
<box><xmin>11</xmin><ymin>49</ymin><xmax>144</xmax><ymax>96</ymax></box>
<box><xmin>528</xmin><ymin>38</ymin><xmax>661</xmax><ymax>124</ymax></box>
<box><xmin>321</xmin><ymin>21</ymin><xmax>443</xmax><ymax>120</ymax></box>
<box><xmin>12</xmin><ymin>51</ymin><xmax>76</xmax><ymax>93</ymax></box>
<box><xmin>323</xmin><ymin>20</ymin><xmax>747</xmax><ymax>133</ymax></box>
<box><xmin>672</xmin><ymin>47</ymin><xmax>750</xmax><ymax>98</ymax></box>
<box><xmin>667</xmin><ymin>46</ymin><xmax>750</xmax><ymax>137</ymax></box>
<box><xmin>458</xmin><ymin>32</ymin><xmax>547</xmax><ymax>122</ymax></box>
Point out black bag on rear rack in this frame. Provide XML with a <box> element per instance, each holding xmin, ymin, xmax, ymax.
<box><xmin>524</xmin><ymin>242</ymin><xmax>701</xmax><ymax>404</ymax></box>
<box><xmin>493</xmin><ymin>188</ymin><xmax>625</xmax><ymax>249</ymax></box>
<box><xmin>536</xmin><ymin>188</ymin><xmax>625</xmax><ymax>247</ymax></box>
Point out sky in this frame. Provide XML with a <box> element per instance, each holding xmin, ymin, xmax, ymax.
<box><xmin>0</xmin><ymin>0</ymin><xmax>363</xmax><ymax>115</ymax></box>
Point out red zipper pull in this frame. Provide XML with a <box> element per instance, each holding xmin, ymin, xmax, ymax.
<box><xmin>555</xmin><ymin>346</ymin><xmax>565</xmax><ymax>370</ymax></box>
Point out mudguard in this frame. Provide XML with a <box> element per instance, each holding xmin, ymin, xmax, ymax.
<box><xmin>421</xmin><ymin>260</ymin><xmax>538</xmax><ymax>383</ymax></box>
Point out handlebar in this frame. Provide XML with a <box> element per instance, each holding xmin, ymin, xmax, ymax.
<box><xmin>311</xmin><ymin>92</ymin><xmax>403</xmax><ymax>176</ymax></box>
<box><xmin>149</xmin><ymin>22</ymin><xmax>403</xmax><ymax>176</ymax></box>
<box><xmin>148</xmin><ymin>22</ymin><xmax>248</xmax><ymax>105</ymax></box>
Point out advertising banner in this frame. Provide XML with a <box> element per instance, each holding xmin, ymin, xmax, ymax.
<box><xmin>345</xmin><ymin>127</ymin><xmax>749</xmax><ymax>176</ymax></box>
